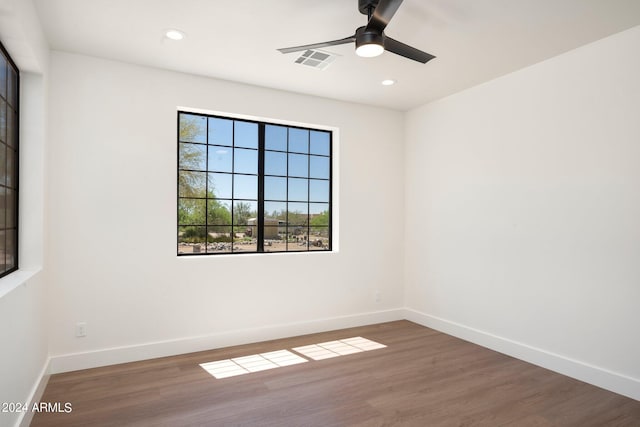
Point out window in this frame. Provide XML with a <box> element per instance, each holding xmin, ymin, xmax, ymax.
<box><xmin>178</xmin><ymin>112</ymin><xmax>332</xmax><ymax>255</ymax></box>
<box><xmin>0</xmin><ymin>41</ymin><xmax>19</xmax><ymax>277</ymax></box>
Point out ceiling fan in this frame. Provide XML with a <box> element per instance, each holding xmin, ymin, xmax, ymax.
<box><xmin>277</xmin><ymin>0</ymin><xmax>435</xmax><ymax>64</ymax></box>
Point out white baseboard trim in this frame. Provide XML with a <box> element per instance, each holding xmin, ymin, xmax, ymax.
<box><xmin>49</xmin><ymin>308</ymin><xmax>404</xmax><ymax>374</ymax></box>
<box><xmin>15</xmin><ymin>357</ymin><xmax>51</xmax><ymax>427</ymax></box>
<box><xmin>403</xmin><ymin>308</ymin><xmax>640</xmax><ymax>401</ymax></box>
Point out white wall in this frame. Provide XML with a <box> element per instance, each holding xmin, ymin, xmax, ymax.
<box><xmin>0</xmin><ymin>1</ymin><xmax>50</xmax><ymax>426</ymax></box>
<box><xmin>405</xmin><ymin>25</ymin><xmax>640</xmax><ymax>399</ymax></box>
<box><xmin>46</xmin><ymin>52</ymin><xmax>405</xmax><ymax>371</ymax></box>
<box><xmin>0</xmin><ymin>272</ymin><xmax>47</xmax><ymax>427</ymax></box>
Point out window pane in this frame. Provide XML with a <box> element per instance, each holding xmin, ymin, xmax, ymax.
<box><xmin>310</xmin><ymin>203</ymin><xmax>329</xmax><ymax>224</ymax></box>
<box><xmin>6</xmin><ymin>229</ymin><xmax>14</xmax><ymax>269</ymax></box>
<box><xmin>310</xmin><ymin>155</ymin><xmax>330</xmax><ymax>179</ymax></box>
<box><xmin>6</xmin><ymin>189</ymin><xmax>15</xmax><ymax>228</ymax></box>
<box><xmin>0</xmin><ymin>55</ymin><xmax>6</xmax><ymax>99</ymax></box>
<box><xmin>310</xmin><ymin>131</ymin><xmax>330</xmax><ymax>155</ymax></box>
<box><xmin>178</xmin><ymin>171</ymin><xmax>206</xmax><ymax>197</ymax></box>
<box><xmin>309</xmin><ymin>179</ymin><xmax>329</xmax><ymax>202</ymax></box>
<box><xmin>266</xmin><ymin>125</ymin><xmax>287</xmax><ymax>151</ymax></box>
<box><xmin>0</xmin><ymin>144</ymin><xmax>5</xmax><ymax>186</ymax></box>
<box><xmin>0</xmin><ymin>230</ymin><xmax>5</xmax><ymax>272</ymax></box>
<box><xmin>179</xmin><ymin>143</ymin><xmax>206</xmax><ymax>171</ymax></box>
<box><xmin>207</xmin><ymin>226</ymin><xmax>233</xmax><ymax>253</ymax></box>
<box><xmin>208</xmin><ymin>173</ymin><xmax>232</xmax><ymax>199</ymax></box>
<box><xmin>265</xmin><ymin>151</ymin><xmax>286</xmax><ymax>176</ymax></box>
<box><xmin>0</xmin><ymin>187</ymin><xmax>5</xmax><ymax>227</ymax></box>
<box><xmin>178</xmin><ymin>226</ymin><xmax>207</xmax><ymax>254</ymax></box>
<box><xmin>233</xmin><ymin>201</ymin><xmax>258</xmax><ymax>252</ymax></box>
<box><xmin>289</xmin><ymin>128</ymin><xmax>309</xmax><ymax>153</ymax></box>
<box><xmin>178</xmin><ymin>198</ymin><xmax>206</xmax><ymax>225</ymax></box>
<box><xmin>265</xmin><ymin>201</ymin><xmax>286</xmax><ymax>220</ymax></box>
<box><xmin>264</xmin><ymin>176</ymin><xmax>286</xmax><ymax>201</ymax></box>
<box><xmin>234</xmin><ymin>121</ymin><xmax>258</xmax><ymax>149</ymax></box>
<box><xmin>234</xmin><ymin>174</ymin><xmax>257</xmax><ymax>200</ymax></box>
<box><xmin>6</xmin><ymin>107</ymin><xmax>15</xmax><ymax>148</ymax></box>
<box><xmin>7</xmin><ymin>66</ymin><xmax>17</xmax><ymax>107</ymax></box>
<box><xmin>234</xmin><ymin>148</ymin><xmax>258</xmax><ymax>174</ymax></box>
<box><xmin>310</xmin><ymin>227</ymin><xmax>329</xmax><ymax>251</ymax></box>
<box><xmin>288</xmin><ymin>178</ymin><xmax>308</xmax><ymax>201</ymax></box>
<box><xmin>265</xmin><ymin>201</ymin><xmax>286</xmax><ymax>251</ymax></box>
<box><xmin>208</xmin><ymin>117</ymin><xmax>232</xmax><ymax>146</ymax></box>
<box><xmin>179</xmin><ymin>114</ymin><xmax>206</xmax><ymax>143</ymax></box>
<box><xmin>233</xmin><ymin>200</ymin><xmax>257</xmax><ymax>226</ymax></box>
<box><xmin>208</xmin><ymin>146</ymin><xmax>232</xmax><ymax>172</ymax></box>
<box><xmin>288</xmin><ymin>229</ymin><xmax>309</xmax><ymax>251</ymax></box>
<box><xmin>0</xmin><ymin>99</ymin><xmax>5</xmax><ymax>143</ymax></box>
<box><xmin>289</xmin><ymin>153</ymin><xmax>308</xmax><ymax>177</ymax></box>
<box><xmin>6</xmin><ymin>147</ymin><xmax>14</xmax><ymax>188</ymax></box>
<box><xmin>207</xmin><ymin>199</ymin><xmax>231</xmax><ymax>225</ymax></box>
<box><xmin>234</xmin><ymin>237</ymin><xmax>257</xmax><ymax>253</ymax></box>
<box><xmin>288</xmin><ymin>202</ymin><xmax>308</xmax><ymax>226</ymax></box>
<box><xmin>310</xmin><ymin>206</ymin><xmax>329</xmax><ymax>250</ymax></box>
<box><xmin>264</xmin><ymin>223</ymin><xmax>282</xmax><ymax>249</ymax></box>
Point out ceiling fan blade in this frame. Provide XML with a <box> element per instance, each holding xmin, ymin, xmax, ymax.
<box><xmin>365</xmin><ymin>0</ymin><xmax>404</xmax><ymax>34</ymax></box>
<box><xmin>384</xmin><ymin>36</ymin><xmax>435</xmax><ymax>64</ymax></box>
<box><xmin>277</xmin><ymin>35</ymin><xmax>356</xmax><ymax>54</ymax></box>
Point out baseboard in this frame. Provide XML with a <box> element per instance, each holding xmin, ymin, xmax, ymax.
<box><xmin>15</xmin><ymin>357</ymin><xmax>51</xmax><ymax>427</ymax></box>
<box><xmin>403</xmin><ymin>308</ymin><xmax>640</xmax><ymax>401</ymax></box>
<box><xmin>49</xmin><ymin>308</ymin><xmax>404</xmax><ymax>374</ymax></box>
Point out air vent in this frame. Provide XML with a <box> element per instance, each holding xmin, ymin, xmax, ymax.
<box><xmin>294</xmin><ymin>49</ymin><xmax>337</xmax><ymax>70</ymax></box>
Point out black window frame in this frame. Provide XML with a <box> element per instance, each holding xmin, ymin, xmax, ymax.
<box><xmin>177</xmin><ymin>111</ymin><xmax>333</xmax><ymax>256</ymax></box>
<box><xmin>0</xmin><ymin>40</ymin><xmax>19</xmax><ymax>278</ymax></box>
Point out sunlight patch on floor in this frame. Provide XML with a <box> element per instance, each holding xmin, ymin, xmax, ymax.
<box><xmin>200</xmin><ymin>349</ymin><xmax>307</xmax><ymax>379</ymax></box>
<box><xmin>293</xmin><ymin>337</ymin><xmax>386</xmax><ymax>360</ymax></box>
<box><xmin>200</xmin><ymin>337</ymin><xmax>386</xmax><ymax>379</ymax></box>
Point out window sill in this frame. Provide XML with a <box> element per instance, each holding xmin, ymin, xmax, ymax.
<box><xmin>0</xmin><ymin>268</ymin><xmax>41</xmax><ymax>300</ymax></box>
<box><xmin>177</xmin><ymin>249</ymin><xmax>337</xmax><ymax>259</ymax></box>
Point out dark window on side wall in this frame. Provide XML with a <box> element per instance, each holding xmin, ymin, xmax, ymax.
<box><xmin>178</xmin><ymin>112</ymin><xmax>332</xmax><ymax>255</ymax></box>
<box><xmin>0</xmin><ymin>41</ymin><xmax>19</xmax><ymax>277</ymax></box>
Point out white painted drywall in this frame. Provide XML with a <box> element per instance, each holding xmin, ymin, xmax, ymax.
<box><xmin>0</xmin><ymin>1</ymin><xmax>51</xmax><ymax>425</ymax></box>
<box><xmin>46</xmin><ymin>52</ymin><xmax>405</xmax><ymax>364</ymax></box>
<box><xmin>0</xmin><ymin>272</ymin><xmax>48</xmax><ymax>427</ymax></box>
<box><xmin>405</xmin><ymin>25</ymin><xmax>640</xmax><ymax>388</ymax></box>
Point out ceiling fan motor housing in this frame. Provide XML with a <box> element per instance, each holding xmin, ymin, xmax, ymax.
<box><xmin>355</xmin><ymin>26</ymin><xmax>384</xmax><ymax>48</ymax></box>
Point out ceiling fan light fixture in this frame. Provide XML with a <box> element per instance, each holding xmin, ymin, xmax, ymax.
<box><xmin>356</xmin><ymin>43</ymin><xmax>384</xmax><ymax>57</ymax></box>
<box><xmin>355</xmin><ymin>30</ymin><xmax>384</xmax><ymax>58</ymax></box>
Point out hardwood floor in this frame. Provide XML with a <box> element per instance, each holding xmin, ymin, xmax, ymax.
<box><xmin>32</xmin><ymin>321</ymin><xmax>640</xmax><ymax>426</ymax></box>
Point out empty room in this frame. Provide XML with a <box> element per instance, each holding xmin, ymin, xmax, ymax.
<box><xmin>1</xmin><ymin>0</ymin><xmax>640</xmax><ymax>425</ymax></box>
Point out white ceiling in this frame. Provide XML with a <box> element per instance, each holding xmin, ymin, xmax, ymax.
<box><xmin>34</xmin><ymin>0</ymin><xmax>640</xmax><ymax>111</ymax></box>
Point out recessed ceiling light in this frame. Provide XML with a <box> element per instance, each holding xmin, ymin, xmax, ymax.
<box><xmin>381</xmin><ymin>79</ymin><xmax>396</xmax><ymax>86</ymax></box>
<box><xmin>165</xmin><ymin>29</ymin><xmax>185</xmax><ymax>41</ymax></box>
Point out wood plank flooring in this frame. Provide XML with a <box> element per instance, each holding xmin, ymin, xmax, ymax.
<box><xmin>32</xmin><ymin>321</ymin><xmax>640</xmax><ymax>426</ymax></box>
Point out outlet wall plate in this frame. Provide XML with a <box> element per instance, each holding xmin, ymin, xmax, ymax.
<box><xmin>76</xmin><ymin>322</ymin><xmax>87</xmax><ymax>337</ymax></box>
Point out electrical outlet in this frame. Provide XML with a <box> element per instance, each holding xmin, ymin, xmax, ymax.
<box><xmin>76</xmin><ymin>322</ymin><xmax>87</xmax><ymax>337</ymax></box>
<box><xmin>374</xmin><ymin>290</ymin><xmax>381</xmax><ymax>303</ymax></box>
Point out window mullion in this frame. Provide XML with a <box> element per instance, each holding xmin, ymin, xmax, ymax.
<box><xmin>257</xmin><ymin>124</ymin><xmax>265</xmax><ymax>252</ymax></box>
